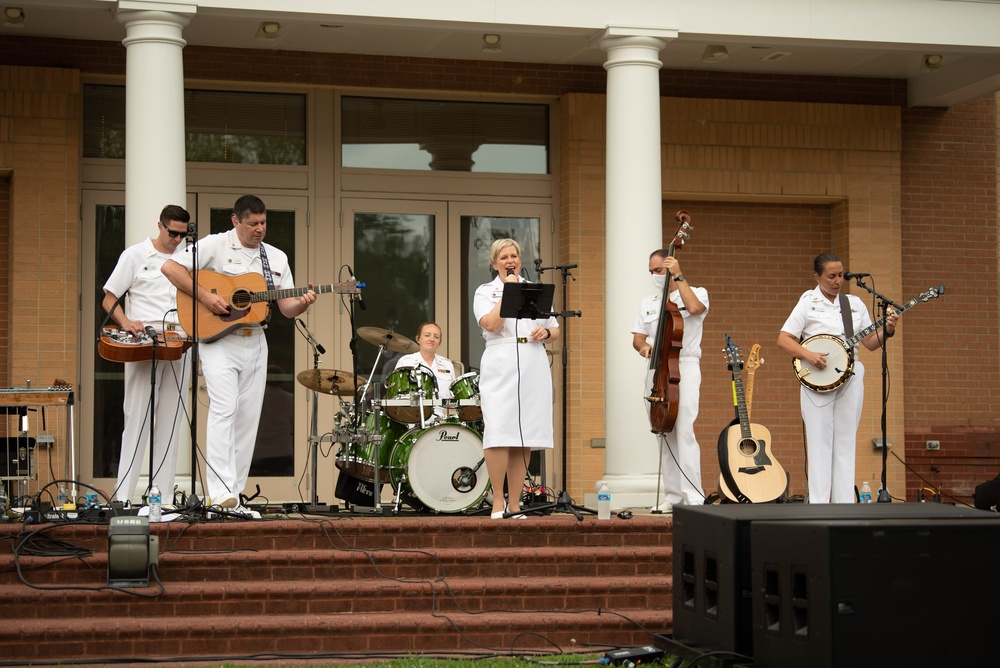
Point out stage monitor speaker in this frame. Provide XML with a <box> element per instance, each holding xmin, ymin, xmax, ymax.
<box><xmin>671</xmin><ymin>503</ymin><xmax>996</xmax><ymax>659</ymax></box>
<box><xmin>751</xmin><ymin>517</ymin><xmax>1000</xmax><ymax>668</ymax></box>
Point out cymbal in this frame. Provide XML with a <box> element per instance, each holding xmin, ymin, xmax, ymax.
<box><xmin>356</xmin><ymin>326</ymin><xmax>419</xmax><ymax>354</ymax></box>
<box><xmin>296</xmin><ymin>369</ymin><xmax>366</xmax><ymax>395</ymax></box>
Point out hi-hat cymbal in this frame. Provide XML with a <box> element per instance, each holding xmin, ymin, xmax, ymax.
<box><xmin>356</xmin><ymin>326</ymin><xmax>419</xmax><ymax>354</ymax></box>
<box><xmin>296</xmin><ymin>369</ymin><xmax>366</xmax><ymax>395</ymax></box>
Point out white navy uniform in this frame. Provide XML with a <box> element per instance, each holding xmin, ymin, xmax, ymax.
<box><xmin>631</xmin><ymin>285</ymin><xmax>710</xmax><ymax>507</ymax></box>
<box><xmin>781</xmin><ymin>286</ymin><xmax>872</xmax><ymax>504</ymax></box>
<box><xmin>171</xmin><ymin>229</ymin><xmax>296</xmax><ymax>504</ymax></box>
<box><xmin>103</xmin><ymin>238</ymin><xmax>190</xmax><ymax>503</ymax></box>
<box><xmin>473</xmin><ymin>276</ymin><xmax>558</xmax><ymax>449</ymax></box>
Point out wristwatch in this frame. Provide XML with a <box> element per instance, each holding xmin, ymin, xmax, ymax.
<box><xmin>673</xmin><ymin>274</ymin><xmax>686</xmax><ymax>283</ymax></box>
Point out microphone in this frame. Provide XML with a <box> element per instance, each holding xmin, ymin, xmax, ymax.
<box><xmin>844</xmin><ymin>271</ymin><xmax>870</xmax><ymax>280</ymax></box>
<box><xmin>534</xmin><ymin>258</ymin><xmax>542</xmax><ymax>272</ymax></box>
<box><xmin>295</xmin><ymin>318</ymin><xmax>326</xmax><ymax>354</ymax></box>
<box><xmin>506</xmin><ymin>267</ymin><xmax>515</xmax><ymax>277</ymax></box>
<box><xmin>347</xmin><ymin>265</ymin><xmax>367</xmax><ymax>310</ymax></box>
<box><xmin>186</xmin><ymin>221</ymin><xmax>197</xmax><ymax>239</ymax></box>
<box><xmin>144</xmin><ymin>325</ymin><xmax>157</xmax><ymax>342</ymax></box>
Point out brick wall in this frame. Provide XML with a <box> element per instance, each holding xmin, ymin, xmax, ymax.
<box><xmin>0</xmin><ymin>65</ymin><xmax>80</xmax><ymax>487</ymax></box>
<box><xmin>900</xmin><ymin>97</ymin><xmax>1000</xmax><ymax>504</ymax></box>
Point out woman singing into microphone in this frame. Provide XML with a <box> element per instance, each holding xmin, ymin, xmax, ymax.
<box><xmin>473</xmin><ymin>238</ymin><xmax>560</xmax><ymax>519</ymax></box>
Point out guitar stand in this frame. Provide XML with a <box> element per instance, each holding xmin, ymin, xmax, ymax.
<box><xmin>512</xmin><ymin>490</ymin><xmax>596</xmax><ymax>521</ymax></box>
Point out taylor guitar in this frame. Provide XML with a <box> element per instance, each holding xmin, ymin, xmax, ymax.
<box><xmin>718</xmin><ymin>336</ymin><xmax>787</xmax><ymax>504</ymax></box>
<box><xmin>646</xmin><ymin>211</ymin><xmax>693</xmax><ymax>434</ymax></box>
<box><xmin>177</xmin><ymin>270</ymin><xmax>360</xmax><ymax>342</ymax></box>
<box><xmin>793</xmin><ymin>285</ymin><xmax>944</xmax><ymax>392</ymax></box>
<box><xmin>98</xmin><ymin>327</ymin><xmax>191</xmax><ymax>363</ymax></box>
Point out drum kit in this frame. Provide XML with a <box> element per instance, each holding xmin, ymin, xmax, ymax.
<box><xmin>296</xmin><ymin>326</ymin><xmax>490</xmax><ymax>514</ymax></box>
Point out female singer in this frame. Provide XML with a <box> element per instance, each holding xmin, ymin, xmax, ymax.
<box><xmin>473</xmin><ymin>238</ymin><xmax>560</xmax><ymax>519</ymax></box>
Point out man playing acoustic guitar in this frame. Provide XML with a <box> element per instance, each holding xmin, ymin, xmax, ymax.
<box><xmin>162</xmin><ymin>195</ymin><xmax>316</xmax><ymax>513</ymax></box>
<box><xmin>102</xmin><ymin>204</ymin><xmax>192</xmax><ymax>507</ymax></box>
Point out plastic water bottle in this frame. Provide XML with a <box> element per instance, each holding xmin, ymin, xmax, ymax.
<box><xmin>597</xmin><ymin>481</ymin><xmax>611</xmax><ymax>520</ymax></box>
<box><xmin>148</xmin><ymin>484</ymin><xmax>162</xmax><ymax>522</ymax></box>
<box><xmin>57</xmin><ymin>484</ymin><xmax>69</xmax><ymax>510</ymax></box>
<box><xmin>859</xmin><ymin>481</ymin><xmax>873</xmax><ymax>504</ymax></box>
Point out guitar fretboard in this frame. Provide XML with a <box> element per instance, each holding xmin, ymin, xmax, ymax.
<box><xmin>250</xmin><ymin>282</ymin><xmax>359</xmax><ymax>303</ymax></box>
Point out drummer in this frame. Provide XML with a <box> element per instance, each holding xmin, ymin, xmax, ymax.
<box><xmin>393</xmin><ymin>321</ymin><xmax>457</xmax><ymax>420</ymax></box>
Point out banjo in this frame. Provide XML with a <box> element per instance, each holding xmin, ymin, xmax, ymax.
<box><xmin>793</xmin><ymin>285</ymin><xmax>944</xmax><ymax>392</ymax></box>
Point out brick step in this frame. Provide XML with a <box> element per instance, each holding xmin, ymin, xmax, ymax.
<box><xmin>1</xmin><ymin>544</ymin><xmax>671</xmax><ymax>586</ymax></box>
<box><xmin>1</xmin><ymin>609</ymin><xmax>673</xmax><ymax>664</ymax></box>
<box><xmin>0</xmin><ymin>573</ymin><xmax>672</xmax><ymax>619</ymax></box>
<box><xmin>0</xmin><ymin>515</ymin><xmax>672</xmax><ymax>552</ymax></box>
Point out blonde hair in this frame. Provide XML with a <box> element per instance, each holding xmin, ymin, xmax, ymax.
<box><xmin>489</xmin><ymin>238</ymin><xmax>522</xmax><ymax>266</ymax></box>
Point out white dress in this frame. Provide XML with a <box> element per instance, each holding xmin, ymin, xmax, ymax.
<box><xmin>473</xmin><ymin>276</ymin><xmax>558</xmax><ymax>449</ymax></box>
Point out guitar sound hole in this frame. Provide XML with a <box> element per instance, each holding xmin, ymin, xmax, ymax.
<box><xmin>231</xmin><ymin>290</ymin><xmax>252</xmax><ymax>309</ymax></box>
<box><xmin>739</xmin><ymin>438</ymin><xmax>758</xmax><ymax>456</ymax></box>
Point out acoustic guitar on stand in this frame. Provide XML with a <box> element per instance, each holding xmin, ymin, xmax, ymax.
<box><xmin>177</xmin><ymin>270</ymin><xmax>360</xmax><ymax>342</ymax></box>
<box><xmin>718</xmin><ymin>336</ymin><xmax>787</xmax><ymax>504</ymax></box>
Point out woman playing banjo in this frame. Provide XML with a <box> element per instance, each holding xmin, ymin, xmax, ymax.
<box><xmin>776</xmin><ymin>252</ymin><xmax>898</xmax><ymax>504</ymax></box>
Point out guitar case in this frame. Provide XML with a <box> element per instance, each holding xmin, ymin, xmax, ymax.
<box><xmin>973</xmin><ymin>473</ymin><xmax>1000</xmax><ymax>511</ymax></box>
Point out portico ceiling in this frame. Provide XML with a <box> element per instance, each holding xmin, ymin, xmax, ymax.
<box><xmin>4</xmin><ymin>0</ymin><xmax>1000</xmax><ymax>107</ymax></box>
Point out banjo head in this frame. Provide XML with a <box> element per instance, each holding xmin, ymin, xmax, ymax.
<box><xmin>794</xmin><ymin>334</ymin><xmax>853</xmax><ymax>392</ymax></box>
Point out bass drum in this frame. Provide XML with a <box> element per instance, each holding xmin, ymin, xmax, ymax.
<box><xmin>388</xmin><ymin>420</ymin><xmax>489</xmax><ymax>513</ymax></box>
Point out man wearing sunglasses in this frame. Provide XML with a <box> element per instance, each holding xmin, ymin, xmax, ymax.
<box><xmin>102</xmin><ymin>204</ymin><xmax>193</xmax><ymax>511</ymax></box>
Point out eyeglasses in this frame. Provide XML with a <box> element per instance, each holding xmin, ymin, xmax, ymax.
<box><xmin>161</xmin><ymin>222</ymin><xmax>188</xmax><ymax>239</ymax></box>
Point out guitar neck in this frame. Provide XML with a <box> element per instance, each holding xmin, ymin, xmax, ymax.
<box><xmin>732</xmin><ymin>372</ymin><xmax>753</xmax><ymax>439</ymax></box>
<box><xmin>251</xmin><ymin>282</ymin><xmax>357</xmax><ymax>304</ymax></box>
<box><xmin>845</xmin><ymin>294</ymin><xmax>920</xmax><ymax>347</ymax></box>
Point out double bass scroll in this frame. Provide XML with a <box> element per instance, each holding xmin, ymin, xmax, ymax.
<box><xmin>647</xmin><ymin>211</ymin><xmax>693</xmax><ymax>434</ymax></box>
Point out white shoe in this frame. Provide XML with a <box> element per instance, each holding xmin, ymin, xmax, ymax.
<box><xmin>230</xmin><ymin>505</ymin><xmax>261</xmax><ymax>519</ymax></box>
<box><xmin>650</xmin><ymin>500</ymin><xmax>673</xmax><ymax>513</ymax></box>
<box><xmin>214</xmin><ymin>492</ymin><xmax>238</xmax><ymax>509</ymax></box>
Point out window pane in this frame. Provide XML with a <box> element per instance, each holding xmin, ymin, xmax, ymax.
<box><xmin>352</xmin><ymin>212</ymin><xmax>435</xmax><ymax>385</ymax></box>
<box><xmin>342</xmin><ymin>97</ymin><xmax>549</xmax><ymax>174</ymax></box>
<box><xmin>208</xmin><ymin>207</ymin><xmax>297</xmax><ymax>477</ymax></box>
<box><xmin>83</xmin><ymin>85</ymin><xmax>306</xmax><ymax>165</ymax></box>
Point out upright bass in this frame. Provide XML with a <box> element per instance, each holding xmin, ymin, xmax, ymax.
<box><xmin>647</xmin><ymin>211</ymin><xmax>693</xmax><ymax>434</ymax></box>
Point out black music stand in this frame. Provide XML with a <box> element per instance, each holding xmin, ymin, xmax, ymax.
<box><xmin>499</xmin><ymin>282</ymin><xmax>556</xmax><ymax>320</ymax></box>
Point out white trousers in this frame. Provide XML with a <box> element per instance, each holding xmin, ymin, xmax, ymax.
<box><xmin>199</xmin><ymin>332</ymin><xmax>268</xmax><ymax>502</ymax></box>
<box><xmin>647</xmin><ymin>359</ymin><xmax>704</xmax><ymax>506</ymax></box>
<box><xmin>801</xmin><ymin>361</ymin><xmax>865</xmax><ymax>504</ymax></box>
<box><xmin>116</xmin><ymin>351</ymin><xmax>190</xmax><ymax>503</ymax></box>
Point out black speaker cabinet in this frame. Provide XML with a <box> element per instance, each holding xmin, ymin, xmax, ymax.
<box><xmin>751</xmin><ymin>518</ymin><xmax>1000</xmax><ymax>668</ymax></box>
<box><xmin>671</xmin><ymin>503</ymin><xmax>996</xmax><ymax>659</ymax></box>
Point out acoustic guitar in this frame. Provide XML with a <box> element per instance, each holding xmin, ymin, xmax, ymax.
<box><xmin>98</xmin><ymin>327</ymin><xmax>191</xmax><ymax>363</ymax></box>
<box><xmin>718</xmin><ymin>336</ymin><xmax>787</xmax><ymax>504</ymax></box>
<box><xmin>176</xmin><ymin>270</ymin><xmax>360</xmax><ymax>342</ymax></box>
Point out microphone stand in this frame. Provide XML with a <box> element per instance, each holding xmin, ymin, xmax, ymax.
<box><xmin>185</xmin><ymin>225</ymin><xmax>202</xmax><ymax>506</ymax></box>
<box><xmin>146</xmin><ymin>328</ymin><xmax>159</xmax><ymax>504</ymax></box>
<box><xmin>535</xmin><ymin>260</ymin><xmax>582</xmax><ymax>493</ymax></box>
<box><xmin>294</xmin><ymin>318</ymin><xmax>326</xmax><ymax>510</ymax></box>
<box><xmin>847</xmin><ymin>275</ymin><xmax>900</xmax><ymax>502</ymax></box>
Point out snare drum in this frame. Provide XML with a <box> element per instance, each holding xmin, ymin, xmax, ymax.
<box><xmin>388</xmin><ymin>420</ymin><xmax>489</xmax><ymax>513</ymax></box>
<box><xmin>384</xmin><ymin>366</ymin><xmax>436</xmax><ymax>424</ymax></box>
<box><xmin>449</xmin><ymin>372</ymin><xmax>482</xmax><ymax>422</ymax></box>
<box><xmin>335</xmin><ymin>412</ymin><xmax>405</xmax><ymax>482</ymax></box>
